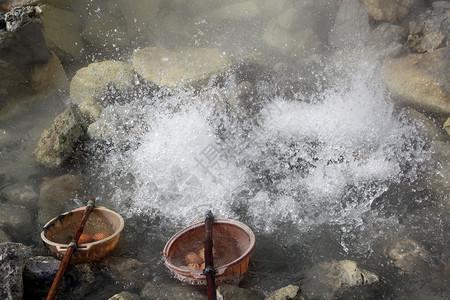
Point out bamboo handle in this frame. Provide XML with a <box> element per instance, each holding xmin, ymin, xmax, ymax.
<box><xmin>204</xmin><ymin>210</ymin><xmax>216</xmax><ymax>300</ymax></box>
<box><xmin>46</xmin><ymin>198</ymin><xmax>96</xmax><ymax>300</ymax></box>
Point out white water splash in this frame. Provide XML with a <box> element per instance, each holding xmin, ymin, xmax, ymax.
<box><xmin>99</xmin><ymin>56</ymin><xmax>428</xmax><ymax>232</ymax></box>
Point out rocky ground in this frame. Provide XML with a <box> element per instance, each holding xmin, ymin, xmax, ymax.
<box><xmin>1</xmin><ymin>0</ymin><xmax>449</xmax><ymax>299</ymax></box>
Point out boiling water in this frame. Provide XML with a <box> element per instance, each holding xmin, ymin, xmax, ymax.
<box><xmin>84</xmin><ymin>54</ymin><xmax>443</xmax><ymax>297</ymax></box>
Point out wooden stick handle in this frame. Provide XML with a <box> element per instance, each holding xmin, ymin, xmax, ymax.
<box><xmin>204</xmin><ymin>210</ymin><xmax>216</xmax><ymax>300</ymax></box>
<box><xmin>46</xmin><ymin>198</ymin><xmax>96</xmax><ymax>300</ymax></box>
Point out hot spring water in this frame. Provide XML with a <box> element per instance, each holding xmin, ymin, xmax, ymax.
<box><xmin>1</xmin><ymin>1</ymin><xmax>448</xmax><ymax>298</ymax></box>
<box><xmin>82</xmin><ymin>54</ymin><xmax>441</xmax><ymax>296</ymax></box>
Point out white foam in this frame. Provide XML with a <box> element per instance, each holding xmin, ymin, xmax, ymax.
<box><xmin>101</xmin><ymin>56</ymin><xmax>428</xmax><ymax>231</ymax></box>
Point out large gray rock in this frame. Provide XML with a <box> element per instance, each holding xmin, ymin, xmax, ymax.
<box><xmin>328</xmin><ymin>0</ymin><xmax>371</xmax><ymax>49</ymax></box>
<box><xmin>265</xmin><ymin>284</ymin><xmax>304</xmax><ymax>300</ymax></box>
<box><xmin>38</xmin><ymin>174</ymin><xmax>82</xmax><ymax>225</ymax></box>
<box><xmin>70</xmin><ymin>60</ymin><xmax>135</xmax><ymax>118</ymax></box>
<box><xmin>0</xmin><ymin>242</ymin><xmax>32</xmax><ymax>300</ymax></box>
<box><xmin>419</xmin><ymin>14</ymin><xmax>448</xmax><ymax>53</ymax></box>
<box><xmin>363</xmin><ymin>0</ymin><xmax>414</xmax><ymax>23</ymax></box>
<box><xmin>302</xmin><ymin>260</ymin><xmax>379</xmax><ymax>300</ymax></box>
<box><xmin>383</xmin><ymin>47</ymin><xmax>450</xmax><ymax>115</ymax></box>
<box><xmin>34</xmin><ymin>105</ymin><xmax>89</xmax><ymax>168</ymax></box>
<box><xmin>87</xmin><ymin>103</ymin><xmax>149</xmax><ymax>145</ymax></box>
<box><xmin>41</xmin><ymin>5</ymin><xmax>84</xmax><ymax>60</ymax></box>
<box><xmin>132</xmin><ymin>47</ymin><xmax>230</xmax><ymax>90</ymax></box>
<box><xmin>23</xmin><ymin>256</ymin><xmax>61</xmax><ymax>298</ymax></box>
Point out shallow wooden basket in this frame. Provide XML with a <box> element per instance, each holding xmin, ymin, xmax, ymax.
<box><xmin>163</xmin><ymin>217</ymin><xmax>256</xmax><ymax>285</ymax></box>
<box><xmin>41</xmin><ymin>206</ymin><xmax>124</xmax><ymax>264</ymax></box>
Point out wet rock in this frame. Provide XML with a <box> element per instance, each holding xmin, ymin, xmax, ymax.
<box><xmin>38</xmin><ymin>174</ymin><xmax>82</xmax><ymax>225</ymax></box>
<box><xmin>444</xmin><ymin>117</ymin><xmax>450</xmax><ymax>136</ymax></box>
<box><xmin>140</xmin><ymin>281</ymin><xmax>204</xmax><ymax>300</ymax></box>
<box><xmin>382</xmin><ymin>47</ymin><xmax>450</xmax><ymax>115</ymax></box>
<box><xmin>41</xmin><ymin>5</ymin><xmax>84</xmax><ymax>60</ymax></box>
<box><xmin>23</xmin><ymin>256</ymin><xmax>60</xmax><ymax>298</ymax></box>
<box><xmin>0</xmin><ymin>60</ymin><xmax>30</xmax><ymax>113</ymax></box>
<box><xmin>115</xmin><ymin>0</ymin><xmax>160</xmax><ymax>44</ymax></box>
<box><xmin>0</xmin><ymin>242</ymin><xmax>32</xmax><ymax>300</ymax></box>
<box><xmin>34</xmin><ymin>105</ymin><xmax>89</xmax><ymax>168</ymax></box>
<box><xmin>419</xmin><ymin>16</ymin><xmax>448</xmax><ymax>52</ymax></box>
<box><xmin>132</xmin><ymin>47</ymin><xmax>230</xmax><ymax>90</ymax></box>
<box><xmin>78</xmin><ymin>96</ymin><xmax>103</xmax><ymax>122</ymax></box>
<box><xmin>387</xmin><ymin>239</ymin><xmax>432</xmax><ymax>274</ymax></box>
<box><xmin>404</xmin><ymin>108</ymin><xmax>448</xmax><ymax>142</ymax></box>
<box><xmin>87</xmin><ymin>103</ymin><xmax>149</xmax><ymax>145</ymax></box>
<box><xmin>42</xmin><ymin>0</ymin><xmax>72</xmax><ymax>10</ymax></box>
<box><xmin>363</xmin><ymin>0</ymin><xmax>414</xmax><ymax>23</ymax></box>
<box><xmin>302</xmin><ymin>260</ymin><xmax>379</xmax><ymax>300</ymax></box>
<box><xmin>217</xmin><ymin>284</ymin><xmax>260</xmax><ymax>300</ymax></box>
<box><xmin>70</xmin><ymin>60</ymin><xmax>135</xmax><ymax>115</ymax></box>
<box><xmin>99</xmin><ymin>257</ymin><xmax>150</xmax><ymax>290</ymax></box>
<box><xmin>368</xmin><ymin>22</ymin><xmax>408</xmax><ymax>58</ymax></box>
<box><xmin>423</xmin><ymin>140</ymin><xmax>450</xmax><ymax>196</ymax></box>
<box><xmin>1</xmin><ymin>183</ymin><xmax>38</xmax><ymax>205</ymax></box>
<box><xmin>31</xmin><ymin>52</ymin><xmax>68</xmax><ymax>93</ymax></box>
<box><xmin>81</xmin><ymin>11</ymin><xmax>129</xmax><ymax>49</ymax></box>
<box><xmin>265</xmin><ymin>284</ymin><xmax>304</xmax><ymax>300</ymax></box>
<box><xmin>328</xmin><ymin>0</ymin><xmax>371</xmax><ymax>49</ymax></box>
<box><xmin>69</xmin><ymin>263</ymin><xmax>98</xmax><ymax>298</ymax></box>
<box><xmin>4</xmin><ymin>5</ymin><xmax>41</xmax><ymax>32</ymax></box>
<box><xmin>109</xmin><ymin>291</ymin><xmax>142</xmax><ymax>300</ymax></box>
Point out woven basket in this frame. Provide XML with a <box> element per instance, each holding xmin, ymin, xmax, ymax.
<box><xmin>163</xmin><ymin>217</ymin><xmax>255</xmax><ymax>285</ymax></box>
<box><xmin>41</xmin><ymin>206</ymin><xmax>124</xmax><ymax>264</ymax></box>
